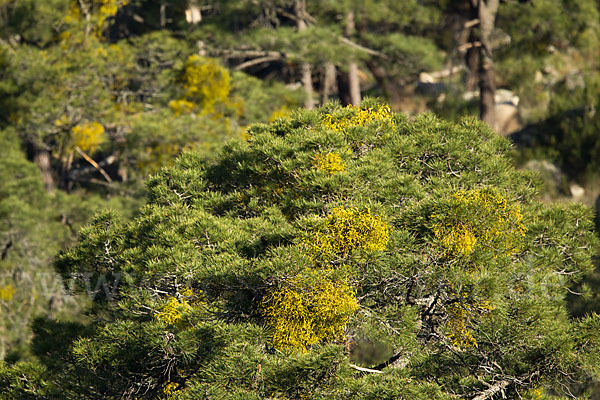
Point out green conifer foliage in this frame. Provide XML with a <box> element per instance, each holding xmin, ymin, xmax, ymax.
<box><xmin>2</xmin><ymin>101</ymin><xmax>599</xmax><ymax>399</ymax></box>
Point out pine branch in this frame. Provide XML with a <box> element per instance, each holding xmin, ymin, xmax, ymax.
<box><xmin>234</xmin><ymin>55</ymin><xmax>283</xmax><ymax>70</ymax></box>
<box><xmin>339</xmin><ymin>37</ymin><xmax>387</xmax><ymax>58</ymax></box>
<box><xmin>472</xmin><ymin>380</ymin><xmax>509</xmax><ymax>400</ymax></box>
<box><xmin>348</xmin><ymin>363</ymin><xmax>384</xmax><ymax>374</ymax></box>
<box><xmin>74</xmin><ymin>146</ymin><xmax>113</xmax><ymax>183</ymax></box>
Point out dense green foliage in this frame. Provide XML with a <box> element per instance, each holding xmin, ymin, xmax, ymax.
<box><xmin>1</xmin><ymin>1</ymin><xmax>600</xmax><ymax>399</ymax></box>
<box><xmin>1</xmin><ymin>102</ymin><xmax>598</xmax><ymax>399</ymax></box>
<box><xmin>0</xmin><ymin>128</ymin><xmax>139</xmax><ymax>361</ymax></box>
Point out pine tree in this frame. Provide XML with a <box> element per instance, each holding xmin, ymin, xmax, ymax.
<box><xmin>0</xmin><ymin>0</ymin><xmax>299</xmax><ymax>190</ymax></box>
<box><xmin>3</xmin><ymin>100</ymin><xmax>599</xmax><ymax>399</ymax></box>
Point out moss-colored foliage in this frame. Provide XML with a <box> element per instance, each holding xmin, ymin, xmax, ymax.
<box><xmin>2</xmin><ymin>101</ymin><xmax>599</xmax><ymax>399</ymax></box>
<box><xmin>63</xmin><ymin>0</ymin><xmax>129</xmax><ymax>38</ymax></box>
<box><xmin>0</xmin><ymin>129</ymin><xmax>124</xmax><ymax>361</ymax></box>
<box><xmin>155</xmin><ymin>288</ymin><xmax>205</xmax><ymax>326</ymax></box>
<box><xmin>0</xmin><ymin>3</ymin><xmax>301</xmax><ymax>188</ymax></box>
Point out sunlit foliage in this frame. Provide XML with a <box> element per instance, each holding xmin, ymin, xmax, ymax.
<box><xmin>155</xmin><ymin>288</ymin><xmax>203</xmax><ymax>325</ymax></box>
<box><xmin>71</xmin><ymin>121</ymin><xmax>105</xmax><ymax>153</ymax></box>
<box><xmin>445</xmin><ymin>292</ymin><xmax>494</xmax><ymax>349</ymax></box>
<box><xmin>312</xmin><ymin>152</ymin><xmax>345</xmax><ymax>175</ymax></box>
<box><xmin>431</xmin><ymin>188</ymin><xmax>527</xmax><ymax>258</ymax></box>
<box><xmin>1</xmin><ymin>102</ymin><xmax>598</xmax><ymax>400</ymax></box>
<box><xmin>180</xmin><ymin>54</ymin><xmax>231</xmax><ymax>115</ymax></box>
<box><xmin>305</xmin><ymin>206</ymin><xmax>390</xmax><ymax>261</ymax></box>
<box><xmin>322</xmin><ymin>104</ymin><xmax>396</xmax><ymax>134</ymax></box>
<box><xmin>0</xmin><ymin>285</ymin><xmax>15</xmax><ymax>302</ymax></box>
<box><xmin>262</xmin><ymin>270</ymin><xmax>358</xmax><ymax>353</ymax></box>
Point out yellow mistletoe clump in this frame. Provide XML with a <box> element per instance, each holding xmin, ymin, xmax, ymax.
<box><xmin>432</xmin><ymin>188</ymin><xmax>527</xmax><ymax>257</ymax></box>
<box><xmin>163</xmin><ymin>382</ymin><xmax>180</xmax><ymax>398</ymax></box>
<box><xmin>0</xmin><ymin>285</ymin><xmax>15</xmax><ymax>302</ymax></box>
<box><xmin>155</xmin><ymin>288</ymin><xmax>203</xmax><ymax>325</ymax></box>
<box><xmin>268</xmin><ymin>105</ymin><xmax>292</xmax><ymax>122</ymax></box>
<box><xmin>182</xmin><ymin>55</ymin><xmax>231</xmax><ymax>114</ymax></box>
<box><xmin>446</xmin><ymin>294</ymin><xmax>494</xmax><ymax>349</ymax></box>
<box><xmin>306</xmin><ymin>206</ymin><xmax>390</xmax><ymax>261</ymax></box>
<box><xmin>64</xmin><ymin>0</ymin><xmax>128</xmax><ymax>36</ymax></box>
<box><xmin>322</xmin><ymin>104</ymin><xmax>396</xmax><ymax>134</ymax></box>
<box><xmin>169</xmin><ymin>99</ymin><xmax>195</xmax><ymax>116</ymax></box>
<box><xmin>434</xmin><ymin>224</ymin><xmax>478</xmax><ymax>257</ymax></box>
<box><xmin>71</xmin><ymin>121</ymin><xmax>105</xmax><ymax>153</ymax></box>
<box><xmin>313</xmin><ymin>152</ymin><xmax>345</xmax><ymax>175</ymax></box>
<box><xmin>262</xmin><ymin>271</ymin><xmax>358</xmax><ymax>352</ymax></box>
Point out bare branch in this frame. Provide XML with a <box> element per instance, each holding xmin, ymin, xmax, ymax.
<box><xmin>458</xmin><ymin>41</ymin><xmax>482</xmax><ymax>52</ymax></box>
<box><xmin>74</xmin><ymin>146</ymin><xmax>113</xmax><ymax>183</ymax></box>
<box><xmin>348</xmin><ymin>363</ymin><xmax>384</xmax><ymax>374</ymax></box>
<box><xmin>464</xmin><ymin>18</ymin><xmax>480</xmax><ymax>29</ymax></box>
<box><xmin>234</xmin><ymin>55</ymin><xmax>283</xmax><ymax>70</ymax></box>
<box><xmin>472</xmin><ymin>380</ymin><xmax>509</xmax><ymax>400</ymax></box>
<box><xmin>339</xmin><ymin>37</ymin><xmax>387</xmax><ymax>58</ymax></box>
<box><xmin>212</xmin><ymin>49</ymin><xmax>284</xmax><ymax>59</ymax></box>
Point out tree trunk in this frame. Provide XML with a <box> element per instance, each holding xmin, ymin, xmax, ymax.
<box><xmin>460</xmin><ymin>3</ymin><xmax>480</xmax><ymax>92</ymax></box>
<box><xmin>477</xmin><ymin>0</ymin><xmax>499</xmax><ymax>129</ymax></box>
<box><xmin>300</xmin><ymin>62</ymin><xmax>315</xmax><ymax>109</ymax></box>
<box><xmin>33</xmin><ymin>145</ymin><xmax>55</xmax><ymax>192</ymax></box>
<box><xmin>345</xmin><ymin>11</ymin><xmax>361</xmax><ymax>106</ymax></box>
<box><xmin>338</xmin><ymin>71</ymin><xmax>352</xmax><ymax>106</ymax></box>
<box><xmin>160</xmin><ymin>1</ymin><xmax>167</xmax><ymax>27</ymax></box>
<box><xmin>78</xmin><ymin>0</ymin><xmax>92</xmax><ymax>36</ymax></box>
<box><xmin>366</xmin><ymin>60</ymin><xmax>402</xmax><ymax>105</ymax></box>
<box><xmin>465</xmin><ymin>31</ymin><xmax>479</xmax><ymax>92</ymax></box>
<box><xmin>321</xmin><ymin>62</ymin><xmax>337</xmax><ymax>104</ymax></box>
<box><xmin>296</xmin><ymin>0</ymin><xmax>315</xmax><ymax>109</ymax></box>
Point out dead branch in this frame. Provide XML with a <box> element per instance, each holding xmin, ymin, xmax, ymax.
<box><xmin>348</xmin><ymin>363</ymin><xmax>384</xmax><ymax>374</ymax></box>
<box><xmin>339</xmin><ymin>37</ymin><xmax>387</xmax><ymax>58</ymax></box>
<box><xmin>234</xmin><ymin>55</ymin><xmax>283</xmax><ymax>70</ymax></box>
<box><xmin>472</xmin><ymin>380</ymin><xmax>509</xmax><ymax>400</ymax></box>
<box><xmin>74</xmin><ymin>146</ymin><xmax>113</xmax><ymax>183</ymax></box>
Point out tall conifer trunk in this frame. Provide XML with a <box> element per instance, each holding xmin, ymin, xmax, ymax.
<box><xmin>366</xmin><ymin>61</ymin><xmax>402</xmax><ymax>105</ymax></box>
<box><xmin>477</xmin><ymin>0</ymin><xmax>499</xmax><ymax>129</ymax></box>
<box><xmin>345</xmin><ymin>11</ymin><xmax>361</xmax><ymax>106</ymax></box>
<box><xmin>296</xmin><ymin>0</ymin><xmax>315</xmax><ymax>109</ymax></box>
<box><xmin>33</xmin><ymin>145</ymin><xmax>55</xmax><ymax>192</ymax></box>
<box><xmin>321</xmin><ymin>63</ymin><xmax>337</xmax><ymax>104</ymax></box>
<box><xmin>465</xmin><ymin>30</ymin><xmax>479</xmax><ymax>92</ymax></box>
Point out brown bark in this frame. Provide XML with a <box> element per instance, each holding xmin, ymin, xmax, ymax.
<box><xmin>338</xmin><ymin>72</ymin><xmax>352</xmax><ymax>106</ymax></box>
<box><xmin>458</xmin><ymin>4</ymin><xmax>480</xmax><ymax>92</ymax></box>
<box><xmin>366</xmin><ymin>61</ymin><xmax>402</xmax><ymax>105</ymax></box>
<box><xmin>345</xmin><ymin>11</ymin><xmax>361</xmax><ymax>106</ymax></box>
<box><xmin>300</xmin><ymin>62</ymin><xmax>315</xmax><ymax>109</ymax></box>
<box><xmin>465</xmin><ymin>30</ymin><xmax>480</xmax><ymax>92</ymax></box>
<box><xmin>33</xmin><ymin>145</ymin><xmax>55</xmax><ymax>192</ymax></box>
<box><xmin>296</xmin><ymin>0</ymin><xmax>315</xmax><ymax>109</ymax></box>
<box><xmin>321</xmin><ymin>62</ymin><xmax>337</xmax><ymax>104</ymax></box>
<box><xmin>477</xmin><ymin>0</ymin><xmax>499</xmax><ymax>129</ymax></box>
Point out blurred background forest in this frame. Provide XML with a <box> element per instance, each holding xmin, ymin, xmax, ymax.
<box><xmin>0</xmin><ymin>0</ymin><xmax>599</xmax><ymax>366</ymax></box>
